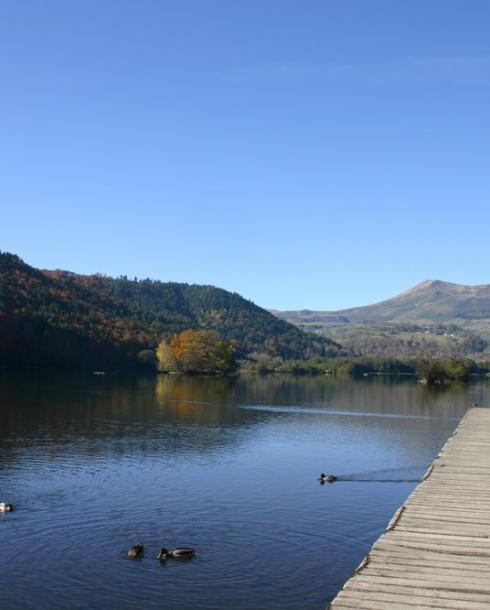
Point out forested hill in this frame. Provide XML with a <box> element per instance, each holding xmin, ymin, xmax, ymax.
<box><xmin>0</xmin><ymin>252</ymin><xmax>340</xmax><ymax>368</ymax></box>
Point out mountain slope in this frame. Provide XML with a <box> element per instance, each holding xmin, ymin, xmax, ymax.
<box><xmin>0</xmin><ymin>252</ymin><xmax>340</xmax><ymax>368</ymax></box>
<box><xmin>273</xmin><ymin>280</ymin><xmax>490</xmax><ymax>359</ymax></box>
<box><xmin>276</xmin><ymin>280</ymin><xmax>490</xmax><ymax>324</ymax></box>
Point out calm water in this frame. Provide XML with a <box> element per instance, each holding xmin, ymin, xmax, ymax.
<box><xmin>0</xmin><ymin>372</ymin><xmax>487</xmax><ymax>610</ymax></box>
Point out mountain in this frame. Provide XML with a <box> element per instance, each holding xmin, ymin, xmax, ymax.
<box><xmin>0</xmin><ymin>252</ymin><xmax>340</xmax><ymax>368</ymax></box>
<box><xmin>276</xmin><ymin>280</ymin><xmax>490</xmax><ymax>324</ymax></box>
<box><xmin>273</xmin><ymin>281</ymin><xmax>490</xmax><ymax>359</ymax></box>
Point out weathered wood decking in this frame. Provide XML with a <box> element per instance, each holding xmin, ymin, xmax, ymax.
<box><xmin>329</xmin><ymin>408</ymin><xmax>490</xmax><ymax>610</ymax></box>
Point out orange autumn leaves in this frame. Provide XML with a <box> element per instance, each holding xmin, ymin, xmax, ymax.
<box><xmin>156</xmin><ymin>329</ymin><xmax>234</xmax><ymax>374</ymax></box>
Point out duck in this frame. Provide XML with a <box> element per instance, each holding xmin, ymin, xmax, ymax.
<box><xmin>127</xmin><ymin>544</ymin><xmax>144</xmax><ymax>559</ymax></box>
<box><xmin>319</xmin><ymin>473</ymin><xmax>337</xmax><ymax>484</ymax></box>
<box><xmin>157</xmin><ymin>547</ymin><xmax>196</xmax><ymax>560</ymax></box>
<box><xmin>0</xmin><ymin>503</ymin><xmax>14</xmax><ymax>512</ymax></box>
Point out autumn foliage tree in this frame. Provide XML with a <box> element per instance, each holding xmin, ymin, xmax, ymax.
<box><xmin>156</xmin><ymin>329</ymin><xmax>234</xmax><ymax>374</ymax></box>
<box><xmin>156</xmin><ymin>339</ymin><xmax>177</xmax><ymax>372</ymax></box>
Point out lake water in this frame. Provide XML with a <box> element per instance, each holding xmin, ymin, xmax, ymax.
<box><xmin>0</xmin><ymin>372</ymin><xmax>487</xmax><ymax>610</ymax></box>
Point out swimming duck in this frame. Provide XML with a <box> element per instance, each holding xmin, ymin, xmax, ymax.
<box><xmin>127</xmin><ymin>544</ymin><xmax>144</xmax><ymax>559</ymax></box>
<box><xmin>0</xmin><ymin>503</ymin><xmax>14</xmax><ymax>512</ymax></box>
<box><xmin>319</xmin><ymin>473</ymin><xmax>337</xmax><ymax>484</ymax></box>
<box><xmin>157</xmin><ymin>547</ymin><xmax>196</xmax><ymax>560</ymax></box>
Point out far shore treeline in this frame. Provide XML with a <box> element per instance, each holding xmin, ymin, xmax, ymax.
<box><xmin>246</xmin><ymin>353</ymin><xmax>490</xmax><ymax>384</ymax></box>
<box><xmin>1</xmin><ymin>252</ymin><xmax>489</xmax><ymax>383</ymax></box>
<box><xmin>152</xmin><ymin>328</ymin><xmax>489</xmax><ymax>383</ymax></box>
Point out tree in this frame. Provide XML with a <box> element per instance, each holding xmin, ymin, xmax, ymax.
<box><xmin>416</xmin><ymin>347</ymin><xmax>440</xmax><ymax>384</ymax></box>
<box><xmin>137</xmin><ymin>349</ymin><xmax>158</xmax><ymax>369</ymax></box>
<box><xmin>156</xmin><ymin>329</ymin><xmax>234</xmax><ymax>374</ymax></box>
<box><xmin>416</xmin><ymin>348</ymin><xmax>473</xmax><ymax>383</ymax></box>
<box><xmin>156</xmin><ymin>339</ymin><xmax>177</xmax><ymax>372</ymax></box>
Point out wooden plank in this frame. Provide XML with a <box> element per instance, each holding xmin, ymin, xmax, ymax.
<box><xmin>345</xmin><ymin>576</ymin><xmax>490</xmax><ymax>602</ymax></box>
<box><xmin>327</xmin><ymin>408</ymin><xmax>490</xmax><ymax>609</ymax></box>
<box><xmin>369</xmin><ymin>553</ymin><xmax>490</xmax><ymax>571</ymax></box>
<box><xmin>332</xmin><ymin>589</ymin><xmax>490</xmax><ymax>609</ymax></box>
<box><xmin>370</xmin><ymin>546</ymin><xmax>490</xmax><ymax>564</ymax></box>
<box><xmin>400</xmin><ymin>511</ymin><xmax>490</xmax><ymax>524</ymax></box>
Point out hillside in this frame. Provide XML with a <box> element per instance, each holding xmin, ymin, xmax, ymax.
<box><xmin>273</xmin><ymin>280</ymin><xmax>490</xmax><ymax>359</ymax></box>
<box><xmin>277</xmin><ymin>280</ymin><xmax>490</xmax><ymax>324</ymax></box>
<box><xmin>0</xmin><ymin>252</ymin><xmax>340</xmax><ymax>368</ymax></box>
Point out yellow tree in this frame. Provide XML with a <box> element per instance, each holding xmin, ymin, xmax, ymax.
<box><xmin>156</xmin><ymin>329</ymin><xmax>234</xmax><ymax>373</ymax></box>
<box><xmin>156</xmin><ymin>339</ymin><xmax>177</xmax><ymax>372</ymax></box>
<box><xmin>170</xmin><ymin>329</ymin><xmax>209</xmax><ymax>372</ymax></box>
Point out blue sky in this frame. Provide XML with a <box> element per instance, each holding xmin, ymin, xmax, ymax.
<box><xmin>1</xmin><ymin>1</ymin><xmax>489</xmax><ymax>309</ymax></box>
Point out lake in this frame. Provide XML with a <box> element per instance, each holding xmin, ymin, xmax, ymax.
<box><xmin>0</xmin><ymin>372</ymin><xmax>487</xmax><ymax>609</ymax></box>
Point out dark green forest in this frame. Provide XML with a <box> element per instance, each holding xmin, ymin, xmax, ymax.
<box><xmin>0</xmin><ymin>252</ymin><xmax>340</xmax><ymax>369</ymax></box>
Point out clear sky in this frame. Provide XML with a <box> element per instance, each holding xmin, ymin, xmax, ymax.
<box><xmin>1</xmin><ymin>1</ymin><xmax>489</xmax><ymax>310</ymax></box>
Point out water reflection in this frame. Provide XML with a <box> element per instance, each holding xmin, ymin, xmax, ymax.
<box><xmin>0</xmin><ymin>371</ymin><xmax>488</xmax><ymax>610</ymax></box>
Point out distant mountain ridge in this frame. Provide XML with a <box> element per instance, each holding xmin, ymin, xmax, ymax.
<box><xmin>275</xmin><ymin>280</ymin><xmax>490</xmax><ymax>324</ymax></box>
<box><xmin>0</xmin><ymin>252</ymin><xmax>339</xmax><ymax>368</ymax></box>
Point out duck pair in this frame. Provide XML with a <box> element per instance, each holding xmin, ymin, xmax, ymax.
<box><xmin>0</xmin><ymin>503</ymin><xmax>14</xmax><ymax>512</ymax></box>
<box><xmin>128</xmin><ymin>544</ymin><xmax>195</xmax><ymax>560</ymax></box>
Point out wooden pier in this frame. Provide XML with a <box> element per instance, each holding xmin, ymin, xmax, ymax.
<box><xmin>329</xmin><ymin>408</ymin><xmax>490</xmax><ymax>610</ymax></box>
